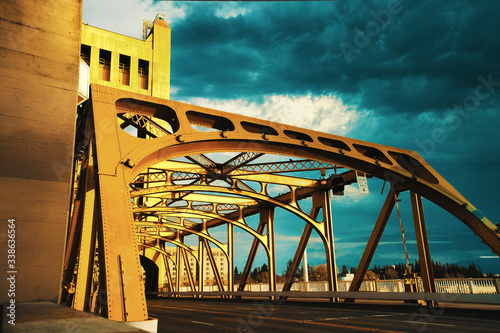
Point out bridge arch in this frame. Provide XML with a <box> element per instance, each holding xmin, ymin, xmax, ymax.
<box><xmin>62</xmin><ymin>85</ymin><xmax>499</xmax><ymax>322</ymax></box>
<box><xmin>110</xmin><ymin>84</ymin><xmax>498</xmax><ymax>293</ymax></box>
<box><xmin>117</xmin><ymin>130</ymin><xmax>498</xmax><ymax>257</ymax></box>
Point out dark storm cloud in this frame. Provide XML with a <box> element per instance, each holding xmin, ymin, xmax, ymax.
<box><xmin>169</xmin><ymin>0</ymin><xmax>500</xmax><ymax>115</ymax></box>
<box><xmin>169</xmin><ymin>1</ymin><xmax>338</xmax><ymax>98</ymax></box>
<box><xmin>161</xmin><ymin>0</ymin><xmax>500</xmax><ymax>271</ymax></box>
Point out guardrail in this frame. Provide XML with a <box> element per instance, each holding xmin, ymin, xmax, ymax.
<box><xmin>157</xmin><ymin>277</ymin><xmax>500</xmax><ymax>296</ymax></box>
<box><xmin>147</xmin><ymin>290</ymin><xmax>500</xmax><ymax>305</ymax></box>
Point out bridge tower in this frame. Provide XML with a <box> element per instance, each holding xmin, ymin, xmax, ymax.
<box><xmin>0</xmin><ymin>0</ymin><xmax>82</xmax><ymax>304</ymax></box>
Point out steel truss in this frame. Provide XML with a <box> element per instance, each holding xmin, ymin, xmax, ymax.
<box><xmin>60</xmin><ymin>85</ymin><xmax>500</xmax><ymax>322</ymax></box>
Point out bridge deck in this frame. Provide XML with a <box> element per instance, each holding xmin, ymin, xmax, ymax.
<box><xmin>148</xmin><ymin>297</ymin><xmax>500</xmax><ymax>333</ymax></box>
<box><xmin>3</xmin><ymin>298</ymin><xmax>499</xmax><ymax>332</ymax></box>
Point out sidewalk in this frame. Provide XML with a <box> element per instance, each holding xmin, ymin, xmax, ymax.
<box><xmin>1</xmin><ymin>302</ymin><xmax>147</xmax><ymax>333</ymax></box>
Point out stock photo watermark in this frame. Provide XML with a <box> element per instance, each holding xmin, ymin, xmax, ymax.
<box><xmin>415</xmin><ymin>74</ymin><xmax>500</xmax><ymax>159</ymax></box>
<box><xmin>402</xmin><ymin>293</ymin><xmax>458</xmax><ymax>333</ymax></box>
<box><xmin>340</xmin><ymin>0</ymin><xmax>408</xmax><ymax>64</ymax></box>
<box><xmin>376</xmin><ymin>72</ymin><xmax>500</xmax><ymax>188</ymax></box>
<box><xmin>6</xmin><ymin>218</ymin><xmax>17</xmax><ymax>326</ymax></box>
<box><xmin>237</xmin><ymin>298</ymin><xmax>284</xmax><ymax>333</ymax></box>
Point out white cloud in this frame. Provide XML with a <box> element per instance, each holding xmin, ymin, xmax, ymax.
<box><xmin>332</xmin><ymin>184</ymin><xmax>366</xmax><ymax>204</ymax></box>
<box><xmin>83</xmin><ymin>0</ymin><xmax>187</xmax><ymax>39</ymax></box>
<box><xmin>185</xmin><ymin>94</ymin><xmax>359</xmax><ymax>136</ymax></box>
<box><xmin>215</xmin><ymin>3</ymin><xmax>250</xmax><ymax>19</ymax></box>
<box><xmin>275</xmin><ymin>235</ymin><xmax>322</xmax><ymax>243</ymax></box>
<box><xmin>379</xmin><ymin>241</ymin><xmax>416</xmax><ymax>246</ymax></box>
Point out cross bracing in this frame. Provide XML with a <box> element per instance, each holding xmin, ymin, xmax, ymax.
<box><xmin>60</xmin><ymin>85</ymin><xmax>500</xmax><ymax>323</ymax></box>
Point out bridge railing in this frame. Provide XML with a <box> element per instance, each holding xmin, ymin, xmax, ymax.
<box><xmin>434</xmin><ymin>278</ymin><xmax>498</xmax><ymax>294</ymax></box>
<box><xmin>162</xmin><ymin>278</ymin><xmax>499</xmax><ymax>295</ymax></box>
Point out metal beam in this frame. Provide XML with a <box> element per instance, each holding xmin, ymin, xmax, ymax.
<box><xmin>238</xmin><ymin>218</ymin><xmax>267</xmax><ymax>292</ymax></box>
<box><xmin>131</xmin><ymin>171</ymin><xmax>358</xmax><ymax>237</ymax></box>
<box><xmin>198</xmin><ymin>237</ymin><xmax>205</xmax><ymax>294</ymax></box>
<box><xmin>131</xmin><ymin>159</ymin><xmax>338</xmax><ymax>185</ymax></box>
<box><xmin>203</xmin><ymin>238</ymin><xmax>225</xmax><ymax>295</ymax></box>
<box><xmin>282</xmin><ymin>206</ymin><xmax>318</xmax><ymax>294</ymax></box>
<box><xmin>181</xmin><ymin>246</ymin><xmax>197</xmax><ymax>293</ymax></box>
<box><xmin>186</xmin><ymin>154</ymin><xmax>218</xmax><ymax>173</ymax></box>
<box><xmin>60</xmin><ymin>144</ymin><xmax>91</xmax><ymax>306</ymax></box>
<box><xmin>410</xmin><ymin>191</ymin><xmax>436</xmax><ymax>294</ymax></box>
<box><xmin>73</xmin><ymin>144</ymin><xmax>97</xmax><ymax>311</ymax></box>
<box><xmin>222</xmin><ymin>152</ymin><xmax>264</xmax><ymax>174</ymax></box>
<box><xmin>229</xmin><ymin>160</ymin><xmax>338</xmax><ymax>176</ymax></box>
<box><xmin>175</xmin><ymin>241</ymin><xmax>182</xmax><ymax>295</ymax></box>
<box><xmin>265</xmin><ymin>207</ymin><xmax>277</xmax><ymax>295</ymax></box>
<box><xmin>161</xmin><ymin>243</ymin><xmax>174</xmax><ymax>293</ymax></box>
<box><xmin>321</xmin><ymin>189</ymin><xmax>338</xmax><ymax>301</ymax></box>
<box><xmin>227</xmin><ymin>223</ymin><xmax>234</xmax><ymax>294</ymax></box>
<box><xmin>346</xmin><ymin>190</ymin><xmax>396</xmax><ymax>301</ymax></box>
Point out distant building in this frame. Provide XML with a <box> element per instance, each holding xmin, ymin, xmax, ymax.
<box><xmin>338</xmin><ymin>273</ymin><xmax>354</xmax><ymax>281</ymax></box>
<box><xmin>163</xmin><ymin>246</ymin><xmax>229</xmax><ymax>286</ymax></box>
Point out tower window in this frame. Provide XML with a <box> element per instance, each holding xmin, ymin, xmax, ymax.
<box><xmin>138</xmin><ymin>59</ymin><xmax>149</xmax><ymax>90</ymax></box>
<box><xmin>99</xmin><ymin>49</ymin><xmax>111</xmax><ymax>82</ymax></box>
<box><xmin>80</xmin><ymin>44</ymin><xmax>91</xmax><ymax>66</ymax></box>
<box><xmin>119</xmin><ymin>54</ymin><xmax>131</xmax><ymax>86</ymax></box>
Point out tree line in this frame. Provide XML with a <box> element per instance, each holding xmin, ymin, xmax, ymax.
<box><xmin>234</xmin><ymin>260</ymin><xmax>494</xmax><ymax>284</ymax></box>
<box><xmin>369</xmin><ymin>260</ymin><xmax>494</xmax><ymax>280</ymax></box>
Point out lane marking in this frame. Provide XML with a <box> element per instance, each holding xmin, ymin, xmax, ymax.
<box><xmin>149</xmin><ymin>304</ymin><xmax>405</xmax><ymax>333</ymax></box>
<box><xmin>192</xmin><ymin>320</ymin><xmax>214</xmax><ymax>326</ymax></box>
<box><xmin>404</xmin><ymin>321</ymin><xmax>455</xmax><ymax>327</ymax></box>
<box><xmin>319</xmin><ymin>314</ymin><xmax>397</xmax><ymax>321</ymax></box>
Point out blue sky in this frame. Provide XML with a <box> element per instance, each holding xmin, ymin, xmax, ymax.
<box><xmin>83</xmin><ymin>0</ymin><xmax>500</xmax><ymax>275</ymax></box>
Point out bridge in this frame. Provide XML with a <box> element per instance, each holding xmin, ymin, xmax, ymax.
<box><xmin>1</xmin><ymin>1</ymin><xmax>499</xmax><ymax>332</ymax></box>
<box><xmin>59</xmin><ymin>85</ymin><xmax>500</xmax><ymax>328</ymax></box>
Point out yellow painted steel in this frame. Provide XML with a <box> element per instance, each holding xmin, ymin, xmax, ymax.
<box><xmin>346</xmin><ymin>190</ymin><xmax>396</xmax><ymax>301</ymax></box>
<box><xmin>63</xmin><ymin>83</ymin><xmax>500</xmax><ymax>321</ymax></box>
<box><xmin>72</xmin><ymin>144</ymin><xmax>97</xmax><ymax>311</ymax></box>
<box><xmin>198</xmin><ymin>237</ymin><xmax>205</xmax><ymax>293</ymax></box>
<box><xmin>81</xmin><ymin>14</ymin><xmax>170</xmax><ymax>99</ymax></box>
<box><xmin>320</xmin><ymin>190</ymin><xmax>339</xmax><ymax>299</ymax></box>
<box><xmin>410</xmin><ymin>191</ymin><xmax>437</xmax><ymax>293</ymax></box>
<box><xmin>263</xmin><ymin>207</ymin><xmax>277</xmax><ymax>295</ymax></box>
<box><xmin>238</xmin><ymin>216</ymin><xmax>269</xmax><ymax>292</ymax></box>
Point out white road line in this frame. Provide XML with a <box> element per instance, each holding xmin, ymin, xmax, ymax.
<box><xmin>404</xmin><ymin>321</ymin><xmax>455</xmax><ymax>327</ymax></box>
<box><xmin>319</xmin><ymin>314</ymin><xmax>397</xmax><ymax>321</ymax></box>
<box><xmin>192</xmin><ymin>321</ymin><xmax>214</xmax><ymax>326</ymax></box>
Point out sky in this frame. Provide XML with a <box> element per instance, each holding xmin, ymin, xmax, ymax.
<box><xmin>83</xmin><ymin>0</ymin><xmax>500</xmax><ymax>275</ymax></box>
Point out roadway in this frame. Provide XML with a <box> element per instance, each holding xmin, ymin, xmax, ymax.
<box><xmin>147</xmin><ymin>297</ymin><xmax>500</xmax><ymax>333</ymax></box>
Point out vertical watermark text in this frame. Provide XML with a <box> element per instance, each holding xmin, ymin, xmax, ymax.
<box><xmin>6</xmin><ymin>218</ymin><xmax>17</xmax><ymax>326</ymax></box>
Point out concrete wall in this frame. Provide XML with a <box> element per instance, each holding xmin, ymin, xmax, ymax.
<box><xmin>0</xmin><ymin>0</ymin><xmax>82</xmax><ymax>302</ymax></box>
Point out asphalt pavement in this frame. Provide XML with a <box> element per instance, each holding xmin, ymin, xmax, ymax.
<box><xmin>147</xmin><ymin>297</ymin><xmax>500</xmax><ymax>333</ymax></box>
